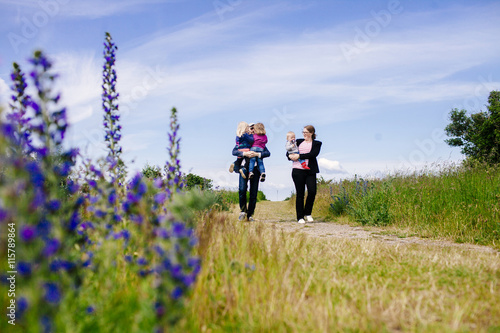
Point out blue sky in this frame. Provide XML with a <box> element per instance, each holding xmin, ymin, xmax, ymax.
<box><xmin>1</xmin><ymin>0</ymin><xmax>499</xmax><ymax>201</ymax></box>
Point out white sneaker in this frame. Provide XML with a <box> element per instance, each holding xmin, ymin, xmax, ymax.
<box><xmin>248</xmin><ymin>216</ymin><xmax>254</xmax><ymax>222</ymax></box>
<box><xmin>305</xmin><ymin>215</ymin><xmax>314</xmax><ymax>222</ymax></box>
<box><xmin>298</xmin><ymin>218</ymin><xmax>306</xmax><ymax>224</ymax></box>
<box><xmin>238</xmin><ymin>212</ymin><xmax>246</xmax><ymax>221</ymax></box>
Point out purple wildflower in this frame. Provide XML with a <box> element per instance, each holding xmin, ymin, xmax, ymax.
<box><xmin>17</xmin><ymin>297</ymin><xmax>28</xmax><ymax>318</ymax></box>
<box><xmin>49</xmin><ymin>259</ymin><xmax>61</xmax><ymax>272</ymax></box>
<box><xmin>137</xmin><ymin>257</ymin><xmax>148</xmax><ymax>266</ymax></box>
<box><xmin>102</xmin><ymin>32</ymin><xmax>124</xmax><ymax>182</ymax></box>
<box><xmin>121</xmin><ymin>229</ymin><xmax>130</xmax><ymax>241</ymax></box>
<box><xmin>154</xmin><ymin>192</ymin><xmax>167</xmax><ymax>204</ymax></box>
<box><xmin>18</xmin><ymin>262</ymin><xmax>32</xmax><ymax>276</ymax></box>
<box><xmin>154</xmin><ymin>228</ymin><xmax>169</xmax><ymax>239</ymax></box>
<box><xmin>68</xmin><ymin>212</ymin><xmax>80</xmax><ymax>231</ymax></box>
<box><xmin>43</xmin><ymin>238</ymin><xmax>60</xmax><ymax>257</ymax></box>
<box><xmin>43</xmin><ymin>282</ymin><xmax>61</xmax><ymax>304</ymax></box>
<box><xmin>172</xmin><ymin>222</ymin><xmax>185</xmax><ymax>238</ymax></box>
<box><xmin>46</xmin><ymin>199</ymin><xmax>61</xmax><ymax>212</ymax></box>
<box><xmin>37</xmin><ymin>218</ymin><xmax>51</xmax><ymax>237</ymax></box>
<box><xmin>171</xmin><ymin>286</ymin><xmax>183</xmax><ymax>300</ymax></box>
<box><xmin>108</xmin><ymin>189</ymin><xmax>117</xmax><ymax>205</ymax></box>
<box><xmin>0</xmin><ymin>208</ymin><xmax>8</xmax><ymax>222</ymax></box>
<box><xmin>40</xmin><ymin>315</ymin><xmax>52</xmax><ymax>333</ymax></box>
<box><xmin>130</xmin><ymin>214</ymin><xmax>143</xmax><ymax>224</ymax></box>
<box><xmin>94</xmin><ymin>210</ymin><xmax>107</xmax><ymax>218</ymax></box>
<box><xmin>170</xmin><ymin>264</ymin><xmax>183</xmax><ymax>280</ymax></box>
<box><xmin>154</xmin><ymin>301</ymin><xmax>165</xmax><ymax>317</ymax></box>
<box><xmin>20</xmin><ymin>225</ymin><xmax>36</xmax><ymax>242</ymax></box>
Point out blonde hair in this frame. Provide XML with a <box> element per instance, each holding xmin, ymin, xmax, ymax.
<box><xmin>236</xmin><ymin>121</ymin><xmax>248</xmax><ymax>137</ymax></box>
<box><xmin>253</xmin><ymin>122</ymin><xmax>266</xmax><ymax>135</ymax></box>
<box><xmin>286</xmin><ymin>131</ymin><xmax>295</xmax><ymax>140</ymax></box>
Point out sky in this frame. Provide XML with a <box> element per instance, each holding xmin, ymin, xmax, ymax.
<box><xmin>0</xmin><ymin>0</ymin><xmax>499</xmax><ymax>201</ymax></box>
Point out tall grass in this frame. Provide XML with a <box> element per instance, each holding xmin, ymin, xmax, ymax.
<box><xmin>176</xmin><ymin>210</ymin><xmax>500</xmax><ymax>332</ymax></box>
<box><xmin>320</xmin><ymin>162</ymin><xmax>500</xmax><ymax>249</ymax></box>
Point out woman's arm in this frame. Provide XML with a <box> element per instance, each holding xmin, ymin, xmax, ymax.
<box><xmin>235</xmin><ymin>145</ymin><xmax>270</xmax><ymax>158</ymax></box>
<box><xmin>260</xmin><ymin>146</ymin><xmax>271</xmax><ymax>158</ymax></box>
<box><xmin>299</xmin><ymin>141</ymin><xmax>322</xmax><ymax>160</ymax></box>
<box><xmin>232</xmin><ymin>145</ymin><xmax>243</xmax><ymax>157</ymax></box>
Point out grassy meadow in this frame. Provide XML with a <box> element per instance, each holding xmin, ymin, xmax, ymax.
<box><xmin>170</xmin><ymin>162</ymin><xmax>500</xmax><ymax>332</ymax></box>
<box><xmin>175</xmin><ymin>204</ymin><xmax>500</xmax><ymax>332</ymax></box>
<box><xmin>315</xmin><ymin>162</ymin><xmax>500</xmax><ymax>250</ymax></box>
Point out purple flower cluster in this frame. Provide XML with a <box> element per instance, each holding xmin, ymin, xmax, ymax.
<box><xmin>142</xmin><ymin>222</ymin><xmax>201</xmax><ymax>322</ymax></box>
<box><xmin>0</xmin><ymin>34</ymin><xmax>203</xmax><ymax>331</ymax></box>
<box><xmin>5</xmin><ymin>62</ymin><xmax>32</xmax><ymax>153</ymax></box>
<box><xmin>164</xmin><ymin>107</ymin><xmax>185</xmax><ymax>198</ymax></box>
<box><xmin>102</xmin><ymin>32</ymin><xmax>125</xmax><ymax>182</ymax></box>
<box><xmin>0</xmin><ymin>51</ymin><xmax>85</xmax><ymax>331</ymax></box>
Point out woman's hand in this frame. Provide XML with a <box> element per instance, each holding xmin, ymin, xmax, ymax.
<box><xmin>244</xmin><ymin>151</ymin><xmax>258</xmax><ymax>158</ymax></box>
<box><xmin>289</xmin><ymin>153</ymin><xmax>300</xmax><ymax>161</ymax></box>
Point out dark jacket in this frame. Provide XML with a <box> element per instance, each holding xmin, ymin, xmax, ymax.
<box><xmin>286</xmin><ymin>139</ymin><xmax>322</xmax><ymax>173</ymax></box>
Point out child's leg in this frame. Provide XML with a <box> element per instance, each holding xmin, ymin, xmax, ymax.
<box><xmin>248</xmin><ymin>157</ymin><xmax>256</xmax><ymax>173</ymax></box>
<box><xmin>236</xmin><ymin>149</ymin><xmax>250</xmax><ymax>172</ymax></box>
<box><xmin>257</xmin><ymin>157</ymin><xmax>265</xmax><ymax>173</ymax></box>
<box><xmin>234</xmin><ymin>157</ymin><xmax>243</xmax><ymax>172</ymax></box>
<box><xmin>299</xmin><ymin>158</ymin><xmax>310</xmax><ymax>170</ymax></box>
<box><xmin>250</xmin><ymin>147</ymin><xmax>265</xmax><ymax>174</ymax></box>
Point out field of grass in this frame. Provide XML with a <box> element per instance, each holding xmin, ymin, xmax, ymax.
<box><xmin>314</xmin><ymin>162</ymin><xmax>500</xmax><ymax>250</ymax></box>
<box><xmin>174</xmin><ymin>208</ymin><xmax>500</xmax><ymax>332</ymax></box>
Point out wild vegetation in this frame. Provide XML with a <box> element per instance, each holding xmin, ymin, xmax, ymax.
<box><xmin>321</xmin><ymin>162</ymin><xmax>500</xmax><ymax>249</ymax></box>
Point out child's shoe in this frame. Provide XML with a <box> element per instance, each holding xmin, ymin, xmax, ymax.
<box><xmin>248</xmin><ymin>172</ymin><xmax>254</xmax><ymax>179</ymax></box>
<box><xmin>301</xmin><ymin>162</ymin><xmax>310</xmax><ymax>170</ymax></box>
<box><xmin>229</xmin><ymin>163</ymin><xmax>234</xmax><ymax>173</ymax></box>
<box><xmin>239</xmin><ymin>168</ymin><xmax>247</xmax><ymax>179</ymax></box>
<box><xmin>260</xmin><ymin>173</ymin><xmax>266</xmax><ymax>182</ymax></box>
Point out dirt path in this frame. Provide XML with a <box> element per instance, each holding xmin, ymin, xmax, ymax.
<box><xmin>235</xmin><ymin>201</ymin><xmax>499</xmax><ymax>255</ymax></box>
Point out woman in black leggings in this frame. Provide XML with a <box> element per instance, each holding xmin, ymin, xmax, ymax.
<box><xmin>287</xmin><ymin>125</ymin><xmax>322</xmax><ymax>223</ymax></box>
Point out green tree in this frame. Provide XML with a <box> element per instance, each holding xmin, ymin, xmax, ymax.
<box><xmin>184</xmin><ymin>173</ymin><xmax>213</xmax><ymax>190</ymax></box>
<box><xmin>445</xmin><ymin>90</ymin><xmax>500</xmax><ymax>164</ymax></box>
<box><xmin>141</xmin><ymin>163</ymin><xmax>162</xmax><ymax>179</ymax></box>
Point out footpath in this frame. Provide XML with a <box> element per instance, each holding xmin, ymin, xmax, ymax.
<box><xmin>234</xmin><ymin>201</ymin><xmax>499</xmax><ymax>255</ymax></box>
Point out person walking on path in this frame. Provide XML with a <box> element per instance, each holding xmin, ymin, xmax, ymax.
<box><xmin>287</xmin><ymin>125</ymin><xmax>322</xmax><ymax>224</ymax></box>
<box><xmin>232</xmin><ymin>122</ymin><xmax>271</xmax><ymax>221</ymax></box>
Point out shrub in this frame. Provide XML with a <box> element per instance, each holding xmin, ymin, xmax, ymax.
<box><xmin>329</xmin><ymin>184</ymin><xmax>350</xmax><ymax>216</ymax></box>
<box><xmin>349</xmin><ymin>179</ymin><xmax>392</xmax><ymax>226</ymax></box>
<box><xmin>184</xmin><ymin>173</ymin><xmax>213</xmax><ymax>190</ymax></box>
<box><xmin>141</xmin><ymin>163</ymin><xmax>163</xmax><ymax>179</ymax></box>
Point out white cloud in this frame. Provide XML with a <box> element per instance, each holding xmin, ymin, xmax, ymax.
<box><xmin>0</xmin><ymin>78</ymin><xmax>9</xmax><ymax>110</ymax></box>
<box><xmin>52</xmin><ymin>52</ymin><xmax>101</xmax><ymax>124</ymax></box>
<box><xmin>318</xmin><ymin>158</ymin><xmax>347</xmax><ymax>174</ymax></box>
<box><xmin>111</xmin><ymin>2</ymin><xmax>500</xmax><ymax>124</ymax></box>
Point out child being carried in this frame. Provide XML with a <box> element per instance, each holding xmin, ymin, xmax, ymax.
<box><xmin>229</xmin><ymin>121</ymin><xmax>254</xmax><ymax>179</ymax></box>
<box><xmin>248</xmin><ymin>123</ymin><xmax>268</xmax><ymax>182</ymax></box>
<box><xmin>285</xmin><ymin>131</ymin><xmax>310</xmax><ymax>170</ymax></box>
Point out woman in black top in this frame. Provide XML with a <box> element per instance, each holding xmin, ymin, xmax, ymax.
<box><xmin>287</xmin><ymin>125</ymin><xmax>322</xmax><ymax>223</ymax></box>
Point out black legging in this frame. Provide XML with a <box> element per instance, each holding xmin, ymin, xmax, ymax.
<box><xmin>292</xmin><ymin>169</ymin><xmax>317</xmax><ymax>220</ymax></box>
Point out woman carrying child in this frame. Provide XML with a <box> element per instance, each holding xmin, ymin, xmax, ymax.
<box><xmin>231</xmin><ymin>122</ymin><xmax>271</xmax><ymax>221</ymax></box>
<box><xmin>286</xmin><ymin>125</ymin><xmax>322</xmax><ymax>224</ymax></box>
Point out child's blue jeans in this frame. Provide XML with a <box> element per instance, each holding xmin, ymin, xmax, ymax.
<box><xmin>248</xmin><ymin>147</ymin><xmax>265</xmax><ymax>174</ymax></box>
